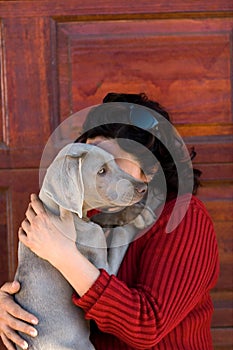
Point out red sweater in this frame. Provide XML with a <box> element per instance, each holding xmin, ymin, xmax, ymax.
<box><xmin>73</xmin><ymin>195</ymin><xmax>219</xmax><ymax>349</ymax></box>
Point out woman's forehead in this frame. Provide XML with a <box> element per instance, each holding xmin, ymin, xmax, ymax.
<box><xmin>86</xmin><ymin>137</ymin><xmax>137</xmax><ymax>161</ymax></box>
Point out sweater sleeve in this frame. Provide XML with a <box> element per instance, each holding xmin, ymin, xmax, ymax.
<box><xmin>72</xmin><ymin>200</ymin><xmax>219</xmax><ymax>349</ymax></box>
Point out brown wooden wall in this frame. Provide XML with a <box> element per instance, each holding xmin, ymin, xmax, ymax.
<box><xmin>0</xmin><ymin>1</ymin><xmax>232</xmax><ymax>349</ymax></box>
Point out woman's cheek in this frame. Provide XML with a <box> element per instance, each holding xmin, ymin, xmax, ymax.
<box><xmin>115</xmin><ymin>159</ymin><xmax>144</xmax><ymax>181</ymax></box>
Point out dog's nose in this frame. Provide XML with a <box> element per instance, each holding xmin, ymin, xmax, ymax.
<box><xmin>135</xmin><ymin>183</ymin><xmax>147</xmax><ymax>194</ymax></box>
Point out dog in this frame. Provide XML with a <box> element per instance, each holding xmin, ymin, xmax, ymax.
<box><xmin>14</xmin><ymin>143</ymin><xmax>152</xmax><ymax>350</ymax></box>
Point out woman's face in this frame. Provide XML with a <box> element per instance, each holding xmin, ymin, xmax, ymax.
<box><xmin>86</xmin><ymin>136</ymin><xmax>148</xmax><ymax>182</ymax></box>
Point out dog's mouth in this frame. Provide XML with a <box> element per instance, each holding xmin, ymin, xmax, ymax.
<box><xmin>90</xmin><ymin>201</ymin><xmax>146</xmax><ymax>227</ymax></box>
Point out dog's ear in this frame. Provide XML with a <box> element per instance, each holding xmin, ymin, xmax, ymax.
<box><xmin>42</xmin><ymin>143</ymin><xmax>91</xmax><ymax>218</ymax></box>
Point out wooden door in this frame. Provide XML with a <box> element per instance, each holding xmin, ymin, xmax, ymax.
<box><xmin>0</xmin><ymin>1</ymin><xmax>232</xmax><ymax>349</ymax></box>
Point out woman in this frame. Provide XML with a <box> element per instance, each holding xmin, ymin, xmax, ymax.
<box><xmin>0</xmin><ymin>93</ymin><xmax>219</xmax><ymax>350</ymax></box>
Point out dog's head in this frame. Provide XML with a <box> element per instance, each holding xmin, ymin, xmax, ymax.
<box><xmin>42</xmin><ymin>143</ymin><xmax>147</xmax><ymax>218</ymax></box>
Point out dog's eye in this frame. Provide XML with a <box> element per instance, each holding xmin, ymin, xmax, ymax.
<box><xmin>98</xmin><ymin>167</ymin><xmax>106</xmax><ymax>175</ymax></box>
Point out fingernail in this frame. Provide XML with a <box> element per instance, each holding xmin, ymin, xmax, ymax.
<box><xmin>22</xmin><ymin>341</ymin><xmax>28</xmax><ymax>349</ymax></box>
<box><xmin>12</xmin><ymin>280</ymin><xmax>19</xmax><ymax>289</ymax></box>
<box><xmin>30</xmin><ymin>328</ymin><xmax>38</xmax><ymax>337</ymax></box>
<box><xmin>31</xmin><ymin>318</ymin><xmax>38</xmax><ymax>325</ymax></box>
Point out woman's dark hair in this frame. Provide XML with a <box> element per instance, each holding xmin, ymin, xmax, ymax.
<box><xmin>75</xmin><ymin>92</ymin><xmax>201</xmax><ymax>197</ymax></box>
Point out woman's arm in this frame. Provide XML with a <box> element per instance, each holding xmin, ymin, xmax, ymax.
<box><xmin>0</xmin><ymin>281</ymin><xmax>38</xmax><ymax>350</ymax></box>
<box><xmin>19</xmin><ymin>194</ymin><xmax>100</xmax><ymax>297</ymax></box>
<box><xmin>73</xmin><ymin>199</ymin><xmax>219</xmax><ymax>348</ymax></box>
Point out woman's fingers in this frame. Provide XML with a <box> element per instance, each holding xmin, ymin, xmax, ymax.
<box><xmin>30</xmin><ymin>194</ymin><xmax>45</xmax><ymax>215</ymax></box>
<box><xmin>0</xmin><ymin>281</ymin><xmax>38</xmax><ymax>350</ymax></box>
<box><xmin>1</xmin><ymin>326</ymin><xmax>29</xmax><ymax>350</ymax></box>
<box><xmin>7</xmin><ymin>313</ymin><xmax>38</xmax><ymax>336</ymax></box>
<box><xmin>0</xmin><ymin>281</ymin><xmax>20</xmax><ymax>295</ymax></box>
<box><xmin>1</xmin><ymin>333</ymin><xmax>17</xmax><ymax>350</ymax></box>
<box><xmin>21</xmin><ymin>220</ymin><xmax>30</xmax><ymax>234</ymax></box>
<box><xmin>24</xmin><ymin>194</ymin><xmax>45</xmax><ymax>227</ymax></box>
<box><xmin>0</xmin><ymin>282</ymin><xmax>38</xmax><ymax>325</ymax></box>
<box><xmin>18</xmin><ymin>228</ymin><xmax>29</xmax><ymax>248</ymax></box>
<box><xmin>3</xmin><ymin>311</ymin><xmax>38</xmax><ymax>337</ymax></box>
<box><xmin>2</xmin><ymin>298</ymin><xmax>38</xmax><ymax>326</ymax></box>
<box><xmin>25</xmin><ymin>204</ymin><xmax>36</xmax><ymax>223</ymax></box>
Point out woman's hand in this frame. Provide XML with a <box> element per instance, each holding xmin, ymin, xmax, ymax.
<box><xmin>0</xmin><ymin>281</ymin><xmax>38</xmax><ymax>350</ymax></box>
<box><xmin>19</xmin><ymin>193</ymin><xmax>100</xmax><ymax>298</ymax></box>
<box><xmin>18</xmin><ymin>194</ymin><xmax>73</xmax><ymax>265</ymax></box>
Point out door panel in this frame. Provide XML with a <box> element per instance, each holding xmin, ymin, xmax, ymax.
<box><xmin>0</xmin><ymin>2</ymin><xmax>232</xmax><ymax>349</ymax></box>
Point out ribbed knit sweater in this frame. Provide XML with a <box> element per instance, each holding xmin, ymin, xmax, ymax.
<box><xmin>72</xmin><ymin>195</ymin><xmax>219</xmax><ymax>349</ymax></box>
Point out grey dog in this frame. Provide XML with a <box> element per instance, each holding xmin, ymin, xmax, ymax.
<box><xmin>14</xmin><ymin>143</ymin><xmax>155</xmax><ymax>350</ymax></box>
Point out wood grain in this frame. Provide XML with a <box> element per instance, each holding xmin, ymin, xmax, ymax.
<box><xmin>0</xmin><ymin>2</ymin><xmax>232</xmax><ymax>349</ymax></box>
<box><xmin>0</xmin><ymin>1</ymin><xmax>232</xmax><ymax>18</ymax></box>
